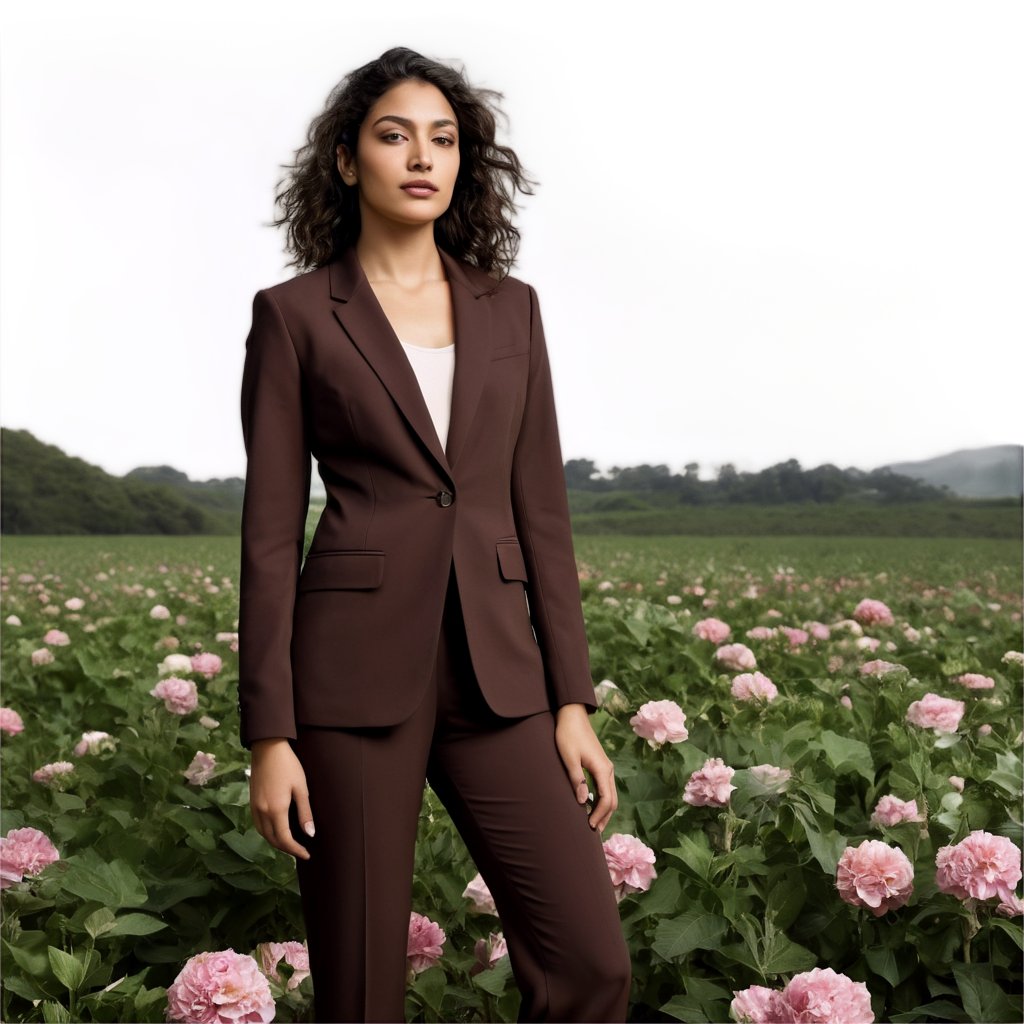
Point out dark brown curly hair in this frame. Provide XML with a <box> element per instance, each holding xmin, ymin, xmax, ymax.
<box><xmin>270</xmin><ymin>46</ymin><xmax>537</xmax><ymax>280</ymax></box>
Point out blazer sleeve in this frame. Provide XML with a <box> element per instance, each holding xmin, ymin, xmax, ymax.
<box><xmin>510</xmin><ymin>284</ymin><xmax>598</xmax><ymax>714</ymax></box>
<box><xmin>237</xmin><ymin>289</ymin><xmax>311</xmax><ymax>749</ymax></box>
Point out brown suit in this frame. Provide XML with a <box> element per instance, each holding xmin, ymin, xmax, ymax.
<box><xmin>237</xmin><ymin>244</ymin><xmax>630</xmax><ymax>1022</ymax></box>
<box><xmin>238</xmin><ymin>243</ymin><xmax>598</xmax><ymax>748</ymax></box>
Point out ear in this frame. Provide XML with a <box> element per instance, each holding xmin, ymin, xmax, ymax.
<box><xmin>336</xmin><ymin>143</ymin><xmax>356</xmax><ymax>182</ymax></box>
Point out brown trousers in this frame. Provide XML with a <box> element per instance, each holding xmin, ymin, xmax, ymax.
<box><xmin>290</xmin><ymin>562</ymin><xmax>632</xmax><ymax>1022</ymax></box>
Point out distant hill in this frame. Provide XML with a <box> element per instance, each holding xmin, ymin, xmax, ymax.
<box><xmin>0</xmin><ymin>428</ymin><xmax>241</xmax><ymax>535</ymax></box>
<box><xmin>879</xmin><ymin>445</ymin><xmax>1022</xmax><ymax>499</ymax></box>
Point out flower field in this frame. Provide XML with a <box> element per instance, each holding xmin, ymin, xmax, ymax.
<box><xmin>1</xmin><ymin>533</ymin><xmax>1021</xmax><ymax>1023</ymax></box>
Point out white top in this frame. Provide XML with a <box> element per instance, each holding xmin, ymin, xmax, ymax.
<box><xmin>399</xmin><ymin>339</ymin><xmax>455</xmax><ymax>449</ymax></box>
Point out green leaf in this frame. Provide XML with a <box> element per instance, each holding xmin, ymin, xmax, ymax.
<box><xmin>410</xmin><ymin>964</ymin><xmax>445</xmax><ymax>1012</ymax></box>
<box><xmin>471</xmin><ymin>954</ymin><xmax>512</xmax><ymax>995</ymax></box>
<box><xmin>630</xmin><ymin>868</ymin><xmax>681</xmax><ymax>917</ymax></box>
<box><xmin>814</xmin><ymin>730</ymin><xmax>875</xmax><ymax>782</ymax></box>
<box><xmin>991</xmin><ymin>917</ymin><xmax>1024</xmax><ymax>951</ymax></box>
<box><xmin>106</xmin><ymin>913</ymin><xmax>170</xmax><ymax>937</ymax></box>
<box><xmin>664</xmin><ymin>835</ymin><xmax>713</xmax><ymax>881</ymax></box>
<box><xmin>652</xmin><ymin>911</ymin><xmax>729</xmax><ymax>962</ymax></box>
<box><xmin>759</xmin><ymin>932</ymin><xmax>817</xmax><ymax>975</ymax></box>
<box><xmin>986</xmin><ymin>752</ymin><xmax>1023</xmax><ymax>797</ymax></box>
<box><xmin>222</xmin><ymin>828</ymin><xmax>269</xmax><ymax>863</ymax></box>
<box><xmin>866</xmin><ymin>944</ymin><xmax>900</xmax><ymax>986</ymax></box>
<box><xmin>952</xmin><ymin>961</ymin><xmax>1021</xmax><ymax>1024</ymax></box>
<box><xmin>47</xmin><ymin>947</ymin><xmax>85</xmax><ymax>993</ymax></box>
<box><xmin>790</xmin><ymin>801</ymin><xmax>848</xmax><ymax>874</ymax></box>
<box><xmin>40</xmin><ymin>1001</ymin><xmax>72</xmax><ymax>1024</ymax></box>
<box><xmin>83</xmin><ymin>907</ymin><xmax>117</xmax><ymax>939</ymax></box>
<box><xmin>61</xmin><ymin>856</ymin><xmax>148</xmax><ymax>909</ymax></box>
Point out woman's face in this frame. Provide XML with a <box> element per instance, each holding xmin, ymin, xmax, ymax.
<box><xmin>338</xmin><ymin>78</ymin><xmax>461</xmax><ymax>230</ymax></box>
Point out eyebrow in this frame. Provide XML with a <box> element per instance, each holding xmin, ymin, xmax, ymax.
<box><xmin>371</xmin><ymin>114</ymin><xmax>458</xmax><ymax>131</ymax></box>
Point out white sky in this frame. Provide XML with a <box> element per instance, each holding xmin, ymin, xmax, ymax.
<box><xmin>1</xmin><ymin>0</ymin><xmax>1021</xmax><ymax>484</ymax></box>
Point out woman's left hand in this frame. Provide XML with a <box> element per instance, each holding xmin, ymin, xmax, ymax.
<box><xmin>554</xmin><ymin>703</ymin><xmax>618</xmax><ymax>833</ymax></box>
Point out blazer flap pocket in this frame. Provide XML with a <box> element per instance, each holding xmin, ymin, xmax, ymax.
<box><xmin>496</xmin><ymin>540</ymin><xmax>528</xmax><ymax>583</ymax></box>
<box><xmin>298</xmin><ymin>550</ymin><xmax>385</xmax><ymax>591</ymax></box>
<box><xmin>491</xmin><ymin>343</ymin><xmax>529</xmax><ymax>361</ymax></box>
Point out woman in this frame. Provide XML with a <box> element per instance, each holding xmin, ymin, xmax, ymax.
<box><xmin>238</xmin><ymin>46</ymin><xmax>631</xmax><ymax>1023</ymax></box>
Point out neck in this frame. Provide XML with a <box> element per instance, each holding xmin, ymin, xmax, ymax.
<box><xmin>354</xmin><ymin>218</ymin><xmax>446</xmax><ymax>289</ymax></box>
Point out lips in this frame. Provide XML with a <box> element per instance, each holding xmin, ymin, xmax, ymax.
<box><xmin>401</xmin><ymin>180</ymin><xmax>438</xmax><ymax>194</ymax></box>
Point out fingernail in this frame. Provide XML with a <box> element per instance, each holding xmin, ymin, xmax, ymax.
<box><xmin>304</xmin><ymin>821</ymin><xmax>315</xmax><ymax>837</ymax></box>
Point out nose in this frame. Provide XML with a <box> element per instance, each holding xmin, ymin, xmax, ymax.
<box><xmin>409</xmin><ymin>132</ymin><xmax>432</xmax><ymax>171</ymax></box>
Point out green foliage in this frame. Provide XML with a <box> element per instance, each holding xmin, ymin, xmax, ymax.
<box><xmin>1</xmin><ymin>534</ymin><xmax>1022</xmax><ymax>1022</ymax></box>
<box><xmin>0</xmin><ymin>428</ymin><xmax>242</xmax><ymax>535</ymax></box>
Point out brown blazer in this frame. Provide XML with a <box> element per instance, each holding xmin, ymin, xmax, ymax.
<box><xmin>236</xmin><ymin>244</ymin><xmax>597</xmax><ymax>749</ymax></box>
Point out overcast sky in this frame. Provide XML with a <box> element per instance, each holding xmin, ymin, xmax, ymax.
<box><xmin>2</xmin><ymin>0</ymin><xmax>1021</xmax><ymax>484</ymax></box>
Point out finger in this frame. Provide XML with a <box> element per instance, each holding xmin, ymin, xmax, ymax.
<box><xmin>589</xmin><ymin>766</ymin><xmax>618</xmax><ymax>832</ymax></box>
<box><xmin>270</xmin><ymin>808</ymin><xmax>311</xmax><ymax>861</ymax></box>
<box><xmin>295</xmin><ymin>792</ymin><xmax>316</xmax><ymax>839</ymax></box>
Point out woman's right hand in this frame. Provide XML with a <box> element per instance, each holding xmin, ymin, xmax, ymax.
<box><xmin>249</xmin><ymin>738</ymin><xmax>315</xmax><ymax>861</ymax></box>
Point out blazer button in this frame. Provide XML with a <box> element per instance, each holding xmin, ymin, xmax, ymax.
<box><xmin>435</xmin><ymin>490</ymin><xmax>454</xmax><ymax>507</ymax></box>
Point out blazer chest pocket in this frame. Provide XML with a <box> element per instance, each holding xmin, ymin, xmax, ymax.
<box><xmin>298</xmin><ymin>550</ymin><xmax>385</xmax><ymax>591</ymax></box>
<box><xmin>495</xmin><ymin>539</ymin><xmax>528</xmax><ymax>582</ymax></box>
<box><xmin>491</xmin><ymin>343</ymin><xmax>529</xmax><ymax>361</ymax></box>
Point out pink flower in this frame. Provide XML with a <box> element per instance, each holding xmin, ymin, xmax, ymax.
<box><xmin>42</xmin><ymin>628</ymin><xmax>70</xmax><ymax>646</ymax></box>
<box><xmin>462</xmin><ymin>872</ymin><xmax>497</xmax><ymax>915</ymax></box>
<box><xmin>715</xmin><ymin>643</ymin><xmax>757</xmax><ymax>671</ymax></box>
<box><xmin>905</xmin><ymin>693</ymin><xmax>965</xmax><ymax>734</ymax></box>
<box><xmin>730</xmin><ymin>671</ymin><xmax>778</xmax><ymax>703</ymax></box>
<box><xmin>629</xmin><ymin>700</ymin><xmax>689</xmax><ymax>748</ymax></box>
<box><xmin>693</xmin><ymin>617</ymin><xmax>732</xmax><ymax>644</ymax></box>
<box><xmin>683</xmin><ymin>757</ymin><xmax>736</xmax><ymax>807</ymax></box>
<box><xmin>783</xmin><ymin>967</ymin><xmax>874</xmax><ymax>1023</ymax></box>
<box><xmin>407</xmin><ymin>911</ymin><xmax>445</xmax><ymax>974</ymax></box>
<box><xmin>730</xmin><ymin>985</ymin><xmax>790</xmax><ymax>1023</ymax></box>
<box><xmin>602</xmin><ymin>833</ymin><xmax>657</xmax><ymax>901</ymax></box>
<box><xmin>64</xmin><ymin>596</ymin><xmax>85</xmax><ymax>610</ymax></box>
<box><xmin>745</xmin><ymin>626</ymin><xmax>778</xmax><ymax>641</ymax></box>
<box><xmin>159</xmin><ymin>653</ymin><xmax>194</xmax><ymax>676</ymax></box>
<box><xmin>150</xmin><ymin>677</ymin><xmax>199</xmax><ymax>715</ymax></box>
<box><xmin>31</xmin><ymin>648</ymin><xmax>55</xmax><ymax>666</ymax></box>
<box><xmin>0</xmin><ymin>826</ymin><xmax>60</xmax><ymax>889</ymax></box>
<box><xmin>184</xmin><ymin>751</ymin><xmax>217</xmax><ymax>786</ymax></box>
<box><xmin>0</xmin><ymin>708</ymin><xmax>25</xmax><ymax>735</ymax></box>
<box><xmin>935</xmin><ymin>831</ymin><xmax>1022</xmax><ymax>904</ymax></box>
<box><xmin>997</xmin><ymin>893</ymin><xmax>1024</xmax><ymax>917</ymax></box>
<box><xmin>470</xmin><ymin>932</ymin><xmax>508</xmax><ymax>975</ymax></box>
<box><xmin>780</xmin><ymin>626</ymin><xmax>809</xmax><ymax>647</ymax></box>
<box><xmin>32</xmin><ymin>761</ymin><xmax>75</xmax><ymax>786</ymax></box>
<box><xmin>856</xmin><ymin>636</ymin><xmax>881</xmax><ymax>653</ymax></box>
<box><xmin>870</xmin><ymin>795</ymin><xmax>924</xmax><ymax>828</ymax></box>
<box><xmin>840</xmin><ymin>695</ymin><xmax>853</xmax><ymax>709</ymax></box>
<box><xmin>859</xmin><ymin>659</ymin><xmax>902</xmax><ymax>677</ymax></box>
<box><xmin>73</xmin><ymin>730</ymin><xmax>116</xmax><ymax>756</ymax></box>
<box><xmin>191</xmin><ymin>652</ymin><xmax>223</xmax><ymax>679</ymax></box>
<box><xmin>835</xmin><ymin>839</ymin><xmax>914</xmax><ymax>916</ymax></box>
<box><xmin>149</xmin><ymin>604</ymin><xmax>171</xmax><ymax>620</ymax></box>
<box><xmin>806</xmin><ymin>621</ymin><xmax>831</xmax><ymax>641</ymax></box>
<box><xmin>256</xmin><ymin>940</ymin><xmax>310</xmax><ymax>991</ymax></box>
<box><xmin>853</xmin><ymin>599</ymin><xmax>894</xmax><ymax>628</ymax></box>
<box><xmin>749</xmin><ymin>764</ymin><xmax>791</xmax><ymax>793</ymax></box>
<box><xmin>948</xmin><ymin>776</ymin><xmax>965</xmax><ymax>793</ymax></box>
<box><xmin>166</xmin><ymin>948</ymin><xmax>275</xmax><ymax>1023</ymax></box>
<box><xmin>955</xmin><ymin>673</ymin><xmax>995</xmax><ymax>690</ymax></box>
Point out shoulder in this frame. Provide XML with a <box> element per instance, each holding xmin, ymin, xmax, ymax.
<box><xmin>255</xmin><ymin>263</ymin><xmax>332</xmax><ymax>307</ymax></box>
<box><xmin>444</xmin><ymin>251</ymin><xmax>536</xmax><ymax>306</ymax></box>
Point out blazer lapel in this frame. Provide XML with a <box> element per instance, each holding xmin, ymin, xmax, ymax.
<box><xmin>328</xmin><ymin>245</ymin><xmax>496</xmax><ymax>483</ymax></box>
